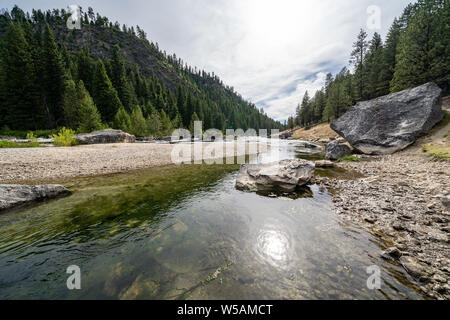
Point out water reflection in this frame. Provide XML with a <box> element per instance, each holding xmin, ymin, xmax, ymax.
<box><xmin>256</xmin><ymin>228</ymin><xmax>292</xmax><ymax>269</ymax></box>
<box><xmin>0</xmin><ymin>140</ymin><xmax>425</xmax><ymax>300</ymax></box>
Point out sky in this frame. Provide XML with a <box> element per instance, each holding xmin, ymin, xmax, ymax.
<box><xmin>1</xmin><ymin>0</ymin><xmax>413</xmax><ymax>121</ymax></box>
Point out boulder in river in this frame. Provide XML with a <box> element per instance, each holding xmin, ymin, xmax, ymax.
<box><xmin>236</xmin><ymin>159</ymin><xmax>315</xmax><ymax>193</ymax></box>
<box><xmin>0</xmin><ymin>185</ymin><xmax>71</xmax><ymax>212</ymax></box>
<box><xmin>75</xmin><ymin>129</ymin><xmax>136</xmax><ymax>145</ymax></box>
<box><xmin>325</xmin><ymin>142</ymin><xmax>352</xmax><ymax>160</ymax></box>
<box><xmin>331</xmin><ymin>82</ymin><xmax>443</xmax><ymax>155</ymax></box>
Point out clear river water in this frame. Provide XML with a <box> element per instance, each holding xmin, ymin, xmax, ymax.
<box><xmin>0</xmin><ymin>140</ymin><xmax>424</xmax><ymax>299</ymax></box>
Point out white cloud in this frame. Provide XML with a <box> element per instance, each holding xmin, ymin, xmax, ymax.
<box><xmin>6</xmin><ymin>0</ymin><xmax>413</xmax><ymax>121</ymax></box>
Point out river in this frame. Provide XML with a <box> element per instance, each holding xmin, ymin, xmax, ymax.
<box><xmin>0</xmin><ymin>140</ymin><xmax>424</xmax><ymax>299</ymax></box>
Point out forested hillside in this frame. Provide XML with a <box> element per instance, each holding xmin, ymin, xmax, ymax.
<box><xmin>288</xmin><ymin>0</ymin><xmax>449</xmax><ymax>129</ymax></box>
<box><xmin>0</xmin><ymin>6</ymin><xmax>283</xmax><ymax>137</ymax></box>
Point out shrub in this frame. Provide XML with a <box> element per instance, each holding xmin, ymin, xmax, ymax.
<box><xmin>422</xmin><ymin>144</ymin><xmax>450</xmax><ymax>159</ymax></box>
<box><xmin>53</xmin><ymin>128</ymin><xmax>77</xmax><ymax>147</ymax></box>
<box><xmin>26</xmin><ymin>132</ymin><xmax>37</xmax><ymax>142</ymax></box>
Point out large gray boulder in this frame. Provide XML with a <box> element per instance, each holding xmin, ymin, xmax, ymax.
<box><xmin>75</xmin><ymin>129</ymin><xmax>136</xmax><ymax>145</ymax></box>
<box><xmin>325</xmin><ymin>142</ymin><xmax>352</xmax><ymax>160</ymax></box>
<box><xmin>0</xmin><ymin>185</ymin><xmax>71</xmax><ymax>212</ymax></box>
<box><xmin>236</xmin><ymin>159</ymin><xmax>315</xmax><ymax>193</ymax></box>
<box><xmin>331</xmin><ymin>82</ymin><xmax>443</xmax><ymax>155</ymax></box>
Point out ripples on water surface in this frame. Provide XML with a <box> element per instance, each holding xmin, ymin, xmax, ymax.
<box><xmin>0</xmin><ymin>141</ymin><xmax>424</xmax><ymax>299</ymax></box>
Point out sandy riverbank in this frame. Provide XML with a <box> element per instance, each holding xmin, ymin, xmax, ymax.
<box><xmin>0</xmin><ymin>142</ymin><xmax>265</xmax><ymax>184</ymax></box>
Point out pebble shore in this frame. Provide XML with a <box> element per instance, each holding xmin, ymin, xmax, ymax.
<box><xmin>315</xmin><ymin>151</ymin><xmax>449</xmax><ymax>299</ymax></box>
<box><xmin>0</xmin><ymin>142</ymin><xmax>262</xmax><ymax>184</ymax></box>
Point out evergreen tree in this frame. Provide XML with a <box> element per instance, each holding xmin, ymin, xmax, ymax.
<box><xmin>62</xmin><ymin>80</ymin><xmax>79</xmax><ymax>128</ymax></box>
<box><xmin>0</xmin><ymin>22</ymin><xmax>42</xmax><ymax>129</ymax></box>
<box><xmin>364</xmin><ymin>32</ymin><xmax>384</xmax><ymax>99</ymax></box>
<box><xmin>40</xmin><ymin>23</ymin><xmax>66</xmax><ymax>127</ymax></box>
<box><xmin>76</xmin><ymin>81</ymin><xmax>103</xmax><ymax>133</ymax></box>
<box><xmin>159</xmin><ymin>109</ymin><xmax>173</xmax><ymax>136</ymax></box>
<box><xmin>189</xmin><ymin>112</ymin><xmax>200</xmax><ymax>133</ymax></box>
<box><xmin>391</xmin><ymin>0</ymin><xmax>448</xmax><ymax>92</ymax></box>
<box><xmin>76</xmin><ymin>47</ymin><xmax>95</xmax><ymax>93</ymax></box>
<box><xmin>92</xmin><ymin>59</ymin><xmax>123</xmax><ymax>123</ymax></box>
<box><xmin>378</xmin><ymin>19</ymin><xmax>402</xmax><ymax>95</ymax></box>
<box><xmin>113</xmin><ymin>107</ymin><xmax>131</xmax><ymax>133</ymax></box>
<box><xmin>350</xmin><ymin>29</ymin><xmax>369</xmax><ymax>100</ymax></box>
<box><xmin>63</xmin><ymin>80</ymin><xmax>103</xmax><ymax>132</ymax></box>
<box><xmin>146</xmin><ymin>107</ymin><xmax>161</xmax><ymax>136</ymax></box>
<box><xmin>129</xmin><ymin>105</ymin><xmax>147</xmax><ymax>136</ymax></box>
<box><xmin>110</xmin><ymin>45</ymin><xmax>137</xmax><ymax>110</ymax></box>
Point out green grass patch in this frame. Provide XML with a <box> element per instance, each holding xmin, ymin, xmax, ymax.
<box><xmin>338</xmin><ymin>155</ymin><xmax>361</xmax><ymax>162</ymax></box>
<box><xmin>438</xmin><ymin>111</ymin><xmax>450</xmax><ymax>128</ymax></box>
<box><xmin>0</xmin><ymin>140</ymin><xmax>40</xmax><ymax>148</ymax></box>
<box><xmin>422</xmin><ymin>144</ymin><xmax>450</xmax><ymax>159</ymax></box>
<box><xmin>53</xmin><ymin>128</ymin><xmax>78</xmax><ymax>147</ymax></box>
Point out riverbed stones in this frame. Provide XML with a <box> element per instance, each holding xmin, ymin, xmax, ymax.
<box><xmin>314</xmin><ymin>148</ymin><xmax>450</xmax><ymax>298</ymax></box>
<box><xmin>382</xmin><ymin>247</ymin><xmax>402</xmax><ymax>260</ymax></box>
<box><xmin>325</xmin><ymin>142</ymin><xmax>352</xmax><ymax>160</ymax></box>
<box><xmin>236</xmin><ymin>159</ymin><xmax>315</xmax><ymax>192</ymax></box>
<box><xmin>0</xmin><ymin>184</ymin><xmax>71</xmax><ymax>212</ymax></box>
<box><xmin>315</xmin><ymin>160</ymin><xmax>335</xmax><ymax>168</ymax></box>
<box><xmin>399</xmin><ymin>256</ymin><xmax>433</xmax><ymax>282</ymax></box>
<box><xmin>331</xmin><ymin>82</ymin><xmax>443</xmax><ymax>155</ymax></box>
<box><xmin>75</xmin><ymin>129</ymin><xmax>136</xmax><ymax>145</ymax></box>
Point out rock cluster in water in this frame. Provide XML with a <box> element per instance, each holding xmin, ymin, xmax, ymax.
<box><xmin>331</xmin><ymin>82</ymin><xmax>443</xmax><ymax>155</ymax></box>
<box><xmin>236</xmin><ymin>159</ymin><xmax>315</xmax><ymax>192</ymax></box>
<box><xmin>0</xmin><ymin>184</ymin><xmax>71</xmax><ymax>212</ymax></box>
<box><xmin>75</xmin><ymin>129</ymin><xmax>136</xmax><ymax>145</ymax></box>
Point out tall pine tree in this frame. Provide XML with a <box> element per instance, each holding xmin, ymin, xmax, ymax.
<box><xmin>0</xmin><ymin>22</ymin><xmax>42</xmax><ymax>129</ymax></box>
<box><xmin>40</xmin><ymin>23</ymin><xmax>66</xmax><ymax>127</ymax></box>
<box><xmin>92</xmin><ymin>59</ymin><xmax>123</xmax><ymax>124</ymax></box>
<box><xmin>391</xmin><ymin>0</ymin><xmax>448</xmax><ymax>92</ymax></box>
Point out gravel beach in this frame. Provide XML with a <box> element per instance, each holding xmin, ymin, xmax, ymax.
<box><xmin>314</xmin><ymin>135</ymin><xmax>450</xmax><ymax>299</ymax></box>
<box><xmin>0</xmin><ymin>142</ymin><xmax>263</xmax><ymax>184</ymax></box>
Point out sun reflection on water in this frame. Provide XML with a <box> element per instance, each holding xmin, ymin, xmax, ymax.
<box><xmin>256</xmin><ymin>228</ymin><xmax>292</xmax><ymax>268</ymax></box>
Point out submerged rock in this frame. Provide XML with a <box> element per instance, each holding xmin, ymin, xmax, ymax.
<box><xmin>315</xmin><ymin>160</ymin><xmax>335</xmax><ymax>168</ymax></box>
<box><xmin>236</xmin><ymin>159</ymin><xmax>315</xmax><ymax>193</ymax></box>
<box><xmin>381</xmin><ymin>247</ymin><xmax>402</xmax><ymax>260</ymax></box>
<box><xmin>331</xmin><ymin>82</ymin><xmax>443</xmax><ymax>155</ymax></box>
<box><xmin>399</xmin><ymin>256</ymin><xmax>433</xmax><ymax>282</ymax></box>
<box><xmin>325</xmin><ymin>142</ymin><xmax>352</xmax><ymax>160</ymax></box>
<box><xmin>75</xmin><ymin>129</ymin><xmax>136</xmax><ymax>145</ymax></box>
<box><xmin>0</xmin><ymin>184</ymin><xmax>71</xmax><ymax>212</ymax></box>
